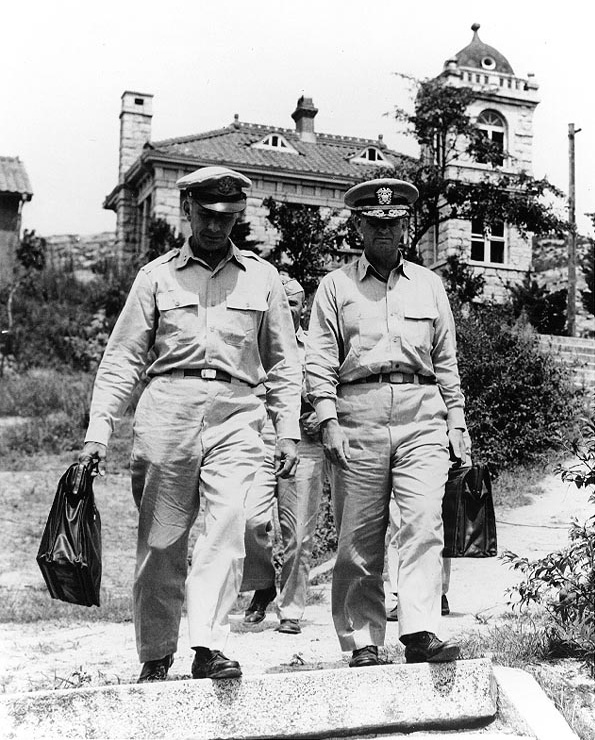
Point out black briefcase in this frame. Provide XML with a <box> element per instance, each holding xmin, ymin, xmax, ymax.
<box><xmin>36</xmin><ymin>463</ymin><xmax>102</xmax><ymax>606</ymax></box>
<box><xmin>442</xmin><ymin>464</ymin><xmax>497</xmax><ymax>558</ymax></box>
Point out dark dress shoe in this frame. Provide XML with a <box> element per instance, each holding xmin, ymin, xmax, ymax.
<box><xmin>349</xmin><ymin>645</ymin><xmax>379</xmax><ymax>667</ymax></box>
<box><xmin>192</xmin><ymin>649</ymin><xmax>242</xmax><ymax>679</ymax></box>
<box><xmin>402</xmin><ymin>631</ymin><xmax>460</xmax><ymax>663</ymax></box>
<box><xmin>386</xmin><ymin>604</ymin><xmax>399</xmax><ymax>622</ymax></box>
<box><xmin>243</xmin><ymin>585</ymin><xmax>277</xmax><ymax>624</ymax></box>
<box><xmin>137</xmin><ymin>654</ymin><xmax>173</xmax><ymax>683</ymax></box>
<box><xmin>441</xmin><ymin>594</ymin><xmax>450</xmax><ymax>615</ymax></box>
<box><xmin>278</xmin><ymin>618</ymin><xmax>301</xmax><ymax>634</ymax></box>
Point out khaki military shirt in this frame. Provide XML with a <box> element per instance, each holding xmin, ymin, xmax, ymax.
<box><xmin>85</xmin><ymin>240</ymin><xmax>302</xmax><ymax>445</ymax></box>
<box><xmin>306</xmin><ymin>253</ymin><xmax>466</xmax><ymax>431</ymax></box>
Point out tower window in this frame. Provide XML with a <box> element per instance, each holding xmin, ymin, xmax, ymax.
<box><xmin>481</xmin><ymin>56</ymin><xmax>496</xmax><ymax>70</ymax></box>
<box><xmin>470</xmin><ymin>218</ymin><xmax>506</xmax><ymax>264</ymax></box>
<box><xmin>476</xmin><ymin>109</ymin><xmax>506</xmax><ymax>166</ymax></box>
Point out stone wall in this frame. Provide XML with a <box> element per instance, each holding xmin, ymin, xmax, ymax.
<box><xmin>537</xmin><ymin>334</ymin><xmax>595</xmax><ymax>389</ymax></box>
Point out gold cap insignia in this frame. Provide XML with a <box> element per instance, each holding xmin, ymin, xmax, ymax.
<box><xmin>376</xmin><ymin>187</ymin><xmax>393</xmax><ymax>205</ymax></box>
<box><xmin>217</xmin><ymin>176</ymin><xmax>236</xmax><ymax>195</ymax></box>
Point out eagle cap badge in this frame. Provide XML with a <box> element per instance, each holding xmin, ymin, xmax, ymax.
<box><xmin>376</xmin><ymin>186</ymin><xmax>393</xmax><ymax>205</ymax></box>
<box><xmin>217</xmin><ymin>176</ymin><xmax>236</xmax><ymax>195</ymax></box>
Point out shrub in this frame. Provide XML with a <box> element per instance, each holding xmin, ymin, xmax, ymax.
<box><xmin>502</xmin><ymin>414</ymin><xmax>595</xmax><ymax>674</ymax></box>
<box><xmin>455</xmin><ymin>302</ymin><xmax>580</xmax><ymax>471</ymax></box>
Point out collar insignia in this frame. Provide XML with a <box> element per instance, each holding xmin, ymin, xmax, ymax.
<box><xmin>376</xmin><ymin>187</ymin><xmax>393</xmax><ymax>205</ymax></box>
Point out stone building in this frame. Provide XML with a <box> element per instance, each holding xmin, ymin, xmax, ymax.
<box><xmin>0</xmin><ymin>157</ymin><xmax>32</xmax><ymax>289</ymax></box>
<box><xmin>417</xmin><ymin>23</ymin><xmax>541</xmax><ymax>301</ymax></box>
<box><xmin>104</xmin><ymin>92</ymin><xmax>411</xmax><ymax>260</ymax></box>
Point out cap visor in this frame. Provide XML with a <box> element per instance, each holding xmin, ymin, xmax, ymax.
<box><xmin>196</xmin><ymin>201</ymin><xmax>246</xmax><ymax>214</ymax></box>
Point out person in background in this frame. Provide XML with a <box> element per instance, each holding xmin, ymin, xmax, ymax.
<box><xmin>242</xmin><ymin>276</ymin><xmax>326</xmax><ymax>635</ymax></box>
<box><xmin>79</xmin><ymin>166</ymin><xmax>301</xmax><ymax>682</ymax></box>
<box><xmin>306</xmin><ymin>177</ymin><xmax>467</xmax><ymax>667</ymax></box>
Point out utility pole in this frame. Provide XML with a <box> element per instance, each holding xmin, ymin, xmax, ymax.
<box><xmin>567</xmin><ymin>123</ymin><xmax>581</xmax><ymax>337</ymax></box>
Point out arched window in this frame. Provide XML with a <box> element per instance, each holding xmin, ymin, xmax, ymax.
<box><xmin>476</xmin><ymin>110</ymin><xmax>506</xmax><ymax>166</ymax></box>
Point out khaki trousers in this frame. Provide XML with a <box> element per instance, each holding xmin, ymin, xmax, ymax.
<box><xmin>387</xmin><ymin>498</ymin><xmax>451</xmax><ymax>597</ymax></box>
<box><xmin>331</xmin><ymin>383</ymin><xmax>450</xmax><ymax>651</ymax></box>
<box><xmin>130</xmin><ymin>376</ymin><xmax>266</xmax><ymax>662</ymax></box>
<box><xmin>241</xmin><ymin>419</ymin><xmax>326</xmax><ymax>620</ymax></box>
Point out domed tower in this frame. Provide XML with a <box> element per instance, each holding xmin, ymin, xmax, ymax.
<box><xmin>423</xmin><ymin>24</ymin><xmax>540</xmax><ymax>299</ymax></box>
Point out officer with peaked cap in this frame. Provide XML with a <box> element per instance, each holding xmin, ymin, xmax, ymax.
<box><xmin>306</xmin><ymin>177</ymin><xmax>468</xmax><ymax>666</ymax></box>
<box><xmin>241</xmin><ymin>274</ymin><xmax>327</xmax><ymax>635</ymax></box>
<box><xmin>79</xmin><ymin>165</ymin><xmax>301</xmax><ymax>682</ymax></box>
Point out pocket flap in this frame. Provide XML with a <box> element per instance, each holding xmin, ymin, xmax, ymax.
<box><xmin>157</xmin><ymin>291</ymin><xmax>199</xmax><ymax>311</ymax></box>
<box><xmin>226</xmin><ymin>293</ymin><xmax>268</xmax><ymax>312</ymax></box>
<box><xmin>403</xmin><ymin>305</ymin><xmax>437</xmax><ymax>320</ymax></box>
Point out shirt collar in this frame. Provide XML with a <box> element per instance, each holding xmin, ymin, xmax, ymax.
<box><xmin>174</xmin><ymin>238</ymin><xmax>246</xmax><ymax>271</ymax></box>
<box><xmin>356</xmin><ymin>251</ymin><xmax>410</xmax><ymax>281</ymax></box>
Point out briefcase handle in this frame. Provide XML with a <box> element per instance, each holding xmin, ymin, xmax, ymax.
<box><xmin>68</xmin><ymin>463</ymin><xmax>92</xmax><ymax>499</ymax></box>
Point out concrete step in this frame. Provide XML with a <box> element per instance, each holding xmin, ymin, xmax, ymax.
<box><xmin>1</xmin><ymin>658</ymin><xmax>496</xmax><ymax>740</ymax></box>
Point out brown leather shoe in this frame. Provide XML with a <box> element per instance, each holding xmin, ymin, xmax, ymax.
<box><xmin>349</xmin><ymin>645</ymin><xmax>379</xmax><ymax>667</ymax></box>
<box><xmin>191</xmin><ymin>649</ymin><xmax>242</xmax><ymax>679</ymax></box>
<box><xmin>402</xmin><ymin>631</ymin><xmax>460</xmax><ymax>663</ymax></box>
<box><xmin>137</xmin><ymin>654</ymin><xmax>173</xmax><ymax>683</ymax></box>
<box><xmin>278</xmin><ymin>618</ymin><xmax>301</xmax><ymax>634</ymax></box>
<box><xmin>243</xmin><ymin>585</ymin><xmax>277</xmax><ymax>624</ymax></box>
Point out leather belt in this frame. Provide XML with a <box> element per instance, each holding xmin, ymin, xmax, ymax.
<box><xmin>166</xmin><ymin>368</ymin><xmax>252</xmax><ymax>385</ymax></box>
<box><xmin>346</xmin><ymin>372</ymin><xmax>436</xmax><ymax>386</ymax></box>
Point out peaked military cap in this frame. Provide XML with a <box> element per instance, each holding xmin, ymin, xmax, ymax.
<box><xmin>176</xmin><ymin>166</ymin><xmax>252</xmax><ymax>213</ymax></box>
<box><xmin>344</xmin><ymin>178</ymin><xmax>419</xmax><ymax>219</ymax></box>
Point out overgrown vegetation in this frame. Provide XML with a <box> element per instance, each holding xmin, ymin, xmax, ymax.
<box><xmin>503</xmin><ymin>415</ymin><xmax>595</xmax><ymax>675</ymax></box>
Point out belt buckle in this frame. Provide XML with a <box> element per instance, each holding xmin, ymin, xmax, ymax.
<box><xmin>200</xmin><ymin>368</ymin><xmax>217</xmax><ymax>379</ymax></box>
<box><xmin>388</xmin><ymin>372</ymin><xmax>404</xmax><ymax>383</ymax></box>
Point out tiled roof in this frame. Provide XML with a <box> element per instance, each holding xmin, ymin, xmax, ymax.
<box><xmin>149</xmin><ymin>122</ymin><xmax>413</xmax><ymax>180</ymax></box>
<box><xmin>0</xmin><ymin>156</ymin><xmax>33</xmax><ymax>196</ymax></box>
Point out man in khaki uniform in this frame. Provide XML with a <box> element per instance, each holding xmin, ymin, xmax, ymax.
<box><xmin>79</xmin><ymin>166</ymin><xmax>301</xmax><ymax>682</ymax></box>
<box><xmin>241</xmin><ymin>276</ymin><xmax>326</xmax><ymax>635</ymax></box>
<box><xmin>306</xmin><ymin>177</ymin><xmax>467</xmax><ymax>666</ymax></box>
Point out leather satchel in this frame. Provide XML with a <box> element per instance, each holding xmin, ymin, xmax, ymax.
<box><xmin>37</xmin><ymin>463</ymin><xmax>102</xmax><ymax>606</ymax></box>
<box><xmin>442</xmin><ymin>464</ymin><xmax>497</xmax><ymax>558</ymax></box>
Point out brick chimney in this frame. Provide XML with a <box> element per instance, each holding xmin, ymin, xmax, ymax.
<box><xmin>291</xmin><ymin>96</ymin><xmax>318</xmax><ymax>143</ymax></box>
<box><xmin>118</xmin><ymin>91</ymin><xmax>153</xmax><ymax>183</ymax></box>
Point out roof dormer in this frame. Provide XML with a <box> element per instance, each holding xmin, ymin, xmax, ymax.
<box><xmin>252</xmin><ymin>133</ymin><xmax>299</xmax><ymax>154</ymax></box>
<box><xmin>350</xmin><ymin>146</ymin><xmax>392</xmax><ymax>166</ymax></box>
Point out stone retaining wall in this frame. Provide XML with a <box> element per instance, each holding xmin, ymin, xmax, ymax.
<box><xmin>538</xmin><ymin>334</ymin><xmax>595</xmax><ymax>388</ymax></box>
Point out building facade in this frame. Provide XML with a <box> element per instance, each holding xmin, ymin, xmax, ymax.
<box><xmin>418</xmin><ymin>23</ymin><xmax>541</xmax><ymax>301</ymax></box>
<box><xmin>104</xmin><ymin>92</ymin><xmax>412</xmax><ymax>261</ymax></box>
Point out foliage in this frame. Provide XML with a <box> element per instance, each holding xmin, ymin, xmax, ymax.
<box><xmin>502</xmin><ymin>415</ymin><xmax>595</xmax><ymax>674</ymax></box>
<box><xmin>15</xmin><ymin>229</ymin><xmax>46</xmax><ymax>272</ymax></box>
<box><xmin>441</xmin><ymin>254</ymin><xmax>485</xmax><ymax>304</ymax></box>
<box><xmin>264</xmin><ymin>198</ymin><xmax>341</xmax><ymax>295</ymax></box>
<box><xmin>580</xmin><ymin>237</ymin><xmax>594</xmax><ymax>317</ymax></box>
<box><xmin>392</xmin><ymin>77</ymin><xmax>568</xmax><ymax>258</ymax></box>
<box><xmin>455</xmin><ymin>302</ymin><xmax>580</xmax><ymax>471</ymax></box>
<box><xmin>230</xmin><ymin>217</ymin><xmax>262</xmax><ymax>253</ymax></box>
<box><xmin>507</xmin><ymin>271</ymin><xmax>568</xmax><ymax>335</ymax></box>
<box><xmin>311</xmin><ymin>481</ymin><xmax>337</xmax><ymax>564</ymax></box>
<box><xmin>144</xmin><ymin>217</ymin><xmax>185</xmax><ymax>263</ymax></box>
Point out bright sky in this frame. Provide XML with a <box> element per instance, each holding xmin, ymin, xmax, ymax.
<box><xmin>2</xmin><ymin>0</ymin><xmax>592</xmax><ymax>238</ymax></box>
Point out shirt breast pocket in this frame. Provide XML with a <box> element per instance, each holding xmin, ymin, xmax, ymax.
<box><xmin>224</xmin><ymin>293</ymin><xmax>268</xmax><ymax>346</ymax></box>
<box><xmin>156</xmin><ymin>290</ymin><xmax>200</xmax><ymax>344</ymax></box>
<box><xmin>403</xmin><ymin>305</ymin><xmax>437</xmax><ymax>349</ymax></box>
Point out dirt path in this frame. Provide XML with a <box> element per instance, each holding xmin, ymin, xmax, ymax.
<box><xmin>0</xmin><ymin>469</ymin><xmax>592</xmax><ymax>696</ymax></box>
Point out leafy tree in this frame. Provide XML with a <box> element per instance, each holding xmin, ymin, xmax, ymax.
<box><xmin>4</xmin><ymin>229</ymin><xmax>47</xmax><ymax>335</ymax></box>
<box><xmin>580</xmin><ymin>223</ymin><xmax>594</xmax><ymax>317</ymax></box>
<box><xmin>230</xmin><ymin>217</ymin><xmax>261</xmax><ymax>253</ymax></box>
<box><xmin>392</xmin><ymin>77</ymin><xmax>568</xmax><ymax>259</ymax></box>
<box><xmin>507</xmin><ymin>272</ymin><xmax>567</xmax><ymax>335</ymax></box>
<box><xmin>144</xmin><ymin>217</ymin><xmax>185</xmax><ymax>263</ymax></box>
<box><xmin>263</xmin><ymin>198</ymin><xmax>341</xmax><ymax>295</ymax></box>
<box><xmin>441</xmin><ymin>254</ymin><xmax>485</xmax><ymax>304</ymax></box>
